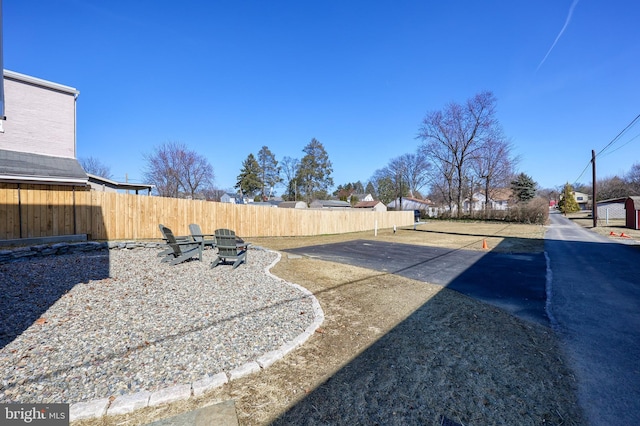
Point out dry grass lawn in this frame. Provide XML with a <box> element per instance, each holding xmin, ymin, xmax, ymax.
<box><xmin>564</xmin><ymin>211</ymin><xmax>640</xmax><ymax>241</ymax></box>
<box><xmin>74</xmin><ymin>221</ymin><xmax>584</xmax><ymax>426</ymax></box>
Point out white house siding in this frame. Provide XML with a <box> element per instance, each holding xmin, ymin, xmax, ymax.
<box><xmin>464</xmin><ymin>193</ymin><xmax>510</xmax><ymax>212</ymax></box>
<box><xmin>387</xmin><ymin>198</ymin><xmax>438</xmax><ymax>217</ymax></box>
<box><xmin>1</xmin><ymin>71</ymin><xmax>78</xmax><ymax>158</ymax></box>
<box><xmin>371</xmin><ymin>203</ymin><xmax>387</xmax><ymax>212</ymax></box>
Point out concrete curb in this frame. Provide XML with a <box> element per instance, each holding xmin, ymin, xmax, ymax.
<box><xmin>107</xmin><ymin>391</ymin><xmax>152</xmax><ymax>416</ymax></box>
<box><xmin>69</xmin><ymin>398</ymin><xmax>110</xmax><ymax>421</ymax></box>
<box><xmin>68</xmin><ymin>249</ymin><xmax>324</xmax><ymax>422</ymax></box>
<box><xmin>192</xmin><ymin>373</ymin><xmax>228</xmax><ymax>397</ymax></box>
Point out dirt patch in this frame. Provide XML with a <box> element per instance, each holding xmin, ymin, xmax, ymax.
<box><xmin>73</xmin><ymin>222</ymin><xmax>583</xmax><ymax>425</ymax></box>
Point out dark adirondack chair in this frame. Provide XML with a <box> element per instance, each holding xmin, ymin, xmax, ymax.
<box><xmin>158</xmin><ymin>224</ymin><xmax>193</xmax><ymax>260</ymax></box>
<box><xmin>159</xmin><ymin>224</ymin><xmax>202</xmax><ymax>265</ymax></box>
<box><xmin>189</xmin><ymin>224</ymin><xmax>216</xmax><ymax>253</ymax></box>
<box><xmin>211</xmin><ymin>228</ymin><xmax>250</xmax><ymax>269</ymax></box>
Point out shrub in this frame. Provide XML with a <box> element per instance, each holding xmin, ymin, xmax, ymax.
<box><xmin>506</xmin><ymin>197</ymin><xmax>549</xmax><ymax>224</ymax></box>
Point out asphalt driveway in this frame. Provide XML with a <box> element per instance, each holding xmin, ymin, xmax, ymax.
<box><xmin>545</xmin><ymin>212</ymin><xmax>640</xmax><ymax>425</ymax></box>
<box><xmin>285</xmin><ymin>239</ymin><xmax>548</xmax><ymax>326</ymax></box>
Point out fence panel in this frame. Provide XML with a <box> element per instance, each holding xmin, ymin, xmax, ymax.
<box><xmin>0</xmin><ymin>187</ymin><xmax>413</xmax><ymax>241</ymax></box>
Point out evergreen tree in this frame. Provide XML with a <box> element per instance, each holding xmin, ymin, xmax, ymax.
<box><xmin>235</xmin><ymin>153</ymin><xmax>262</xmax><ymax>197</ymax></box>
<box><xmin>558</xmin><ymin>183</ymin><xmax>580</xmax><ymax>214</ymax></box>
<box><xmin>333</xmin><ymin>183</ymin><xmax>352</xmax><ymax>201</ymax></box>
<box><xmin>257</xmin><ymin>146</ymin><xmax>281</xmax><ymax>199</ymax></box>
<box><xmin>365</xmin><ymin>181</ymin><xmax>377</xmax><ymax>199</ymax></box>
<box><xmin>295</xmin><ymin>138</ymin><xmax>334</xmax><ymax>203</ymax></box>
<box><xmin>353</xmin><ymin>181</ymin><xmax>365</xmax><ymax>194</ymax></box>
<box><xmin>375</xmin><ymin>176</ymin><xmax>397</xmax><ymax>205</ymax></box>
<box><xmin>511</xmin><ymin>172</ymin><xmax>537</xmax><ymax>203</ymax></box>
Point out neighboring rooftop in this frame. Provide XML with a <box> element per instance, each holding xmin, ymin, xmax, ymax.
<box><xmin>0</xmin><ymin>149</ymin><xmax>88</xmax><ymax>186</ymax></box>
<box><xmin>87</xmin><ymin>173</ymin><xmax>153</xmax><ymax>194</ymax></box>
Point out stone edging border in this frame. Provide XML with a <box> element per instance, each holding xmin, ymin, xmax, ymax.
<box><xmin>37</xmin><ymin>247</ymin><xmax>325</xmax><ymax>421</ymax></box>
<box><xmin>0</xmin><ymin>241</ymin><xmax>162</xmax><ymax>264</ymax></box>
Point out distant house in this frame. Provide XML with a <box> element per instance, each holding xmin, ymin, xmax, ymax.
<box><xmin>310</xmin><ymin>200</ymin><xmax>351</xmax><ymax>209</ymax></box>
<box><xmin>464</xmin><ymin>189</ymin><xmax>512</xmax><ymax>212</ymax></box>
<box><xmin>559</xmin><ymin>190</ymin><xmax>590</xmax><ymax>211</ymax></box>
<box><xmin>353</xmin><ymin>200</ymin><xmax>387</xmax><ymax>212</ymax></box>
<box><xmin>278</xmin><ymin>201</ymin><xmax>307</xmax><ymax>209</ymax></box>
<box><xmin>250</xmin><ymin>197</ymin><xmax>284</xmax><ymax>207</ymax></box>
<box><xmin>348</xmin><ymin>193</ymin><xmax>374</xmax><ymax>204</ymax></box>
<box><xmin>387</xmin><ymin>197</ymin><xmax>438</xmax><ymax>217</ymax></box>
<box><xmin>221</xmin><ymin>192</ymin><xmax>249</xmax><ymax>204</ymax></box>
<box><xmin>87</xmin><ymin>173</ymin><xmax>153</xmax><ymax>195</ymax></box>
<box><xmin>573</xmin><ymin>191</ymin><xmax>590</xmax><ymax>210</ymax></box>
<box><xmin>0</xmin><ymin>70</ymin><xmax>88</xmax><ymax>187</ymax></box>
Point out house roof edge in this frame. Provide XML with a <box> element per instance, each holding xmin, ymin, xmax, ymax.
<box><xmin>3</xmin><ymin>69</ymin><xmax>79</xmax><ymax>96</ymax></box>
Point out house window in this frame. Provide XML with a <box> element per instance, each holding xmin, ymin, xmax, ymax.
<box><xmin>577</xmin><ymin>197</ymin><xmax>584</xmax><ymax>201</ymax></box>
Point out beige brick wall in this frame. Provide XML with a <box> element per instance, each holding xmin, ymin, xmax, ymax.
<box><xmin>0</xmin><ymin>75</ymin><xmax>77</xmax><ymax>158</ymax></box>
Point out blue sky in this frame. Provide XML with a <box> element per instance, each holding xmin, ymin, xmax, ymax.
<box><xmin>4</xmin><ymin>1</ymin><xmax>639</xmax><ymax>193</ymax></box>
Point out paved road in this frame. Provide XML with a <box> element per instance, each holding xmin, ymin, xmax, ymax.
<box><xmin>285</xmin><ymin>239</ymin><xmax>548</xmax><ymax>326</ymax></box>
<box><xmin>545</xmin><ymin>211</ymin><xmax>640</xmax><ymax>425</ymax></box>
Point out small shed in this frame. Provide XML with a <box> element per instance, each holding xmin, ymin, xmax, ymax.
<box><xmin>596</xmin><ymin>198</ymin><xmax>627</xmax><ymax>221</ymax></box>
<box><xmin>353</xmin><ymin>200</ymin><xmax>387</xmax><ymax>212</ymax></box>
<box><xmin>625</xmin><ymin>196</ymin><xmax>640</xmax><ymax>230</ymax></box>
<box><xmin>87</xmin><ymin>173</ymin><xmax>153</xmax><ymax>194</ymax></box>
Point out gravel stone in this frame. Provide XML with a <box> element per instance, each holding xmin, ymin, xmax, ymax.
<box><xmin>0</xmin><ymin>247</ymin><xmax>319</xmax><ymax>406</ymax></box>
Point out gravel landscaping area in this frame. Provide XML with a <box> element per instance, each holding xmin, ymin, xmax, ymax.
<box><xmin>0</xmin><ymin>247</ymin><xmax>317</xmax><ymax>406</ymax></box>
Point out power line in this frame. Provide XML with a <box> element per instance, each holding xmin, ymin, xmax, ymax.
<box><xmin>599</xmin><ymin>131</ymin><xmax>640</xmax><ymax>158</ymax></box>
<box><xmin>571</xmin><ymin>113</ymin><xmax>640</xmax><ymax>186</ymax></box>
<box><xmin>572</xmin><ymin>161</ymin><xmax>592</xmax><ymax>186</ymax></box>
<box><xmin>596</xmin><ymin>113</ymin><xmax>640</xmax><ymax>157</ymax></box>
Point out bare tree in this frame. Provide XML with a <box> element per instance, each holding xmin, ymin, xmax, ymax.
<box><xmin>626</xmin><ymin>162</ymin><xmax>640</xmax><ymax>195</ymax></box>
<box><xmin>371</xmin><ymin>164</ymin><xmax>411</xmax><ymax>208</ymax></box>
<box><xmin>143</xmin><ymin>141</ymin><xmax>214</xmax><ymax>198</ymax></box>
<box><xmin>422</xmin><ymin>133</ymin><xmax>457</xmax><ymax>211</ymax></box>
<box><xmin>538</xmin><ymin>187</ymin><xmax>560</xmax><ymax>206</ymax></box>
<box><xmin>200</xmin><ymin>188</ymin><xmax>226</xmax><ymax>202</ymax></box>
<box><xmin>419</xmin><ymin>91</ymin><xmax>502</xmax><ymax>217</ymax></box>
<box><xmin>79</xmin><ymin>156</ymin><xmax>112</xmax><ymax>179</ymax></box>
<box><xmin>471</xmin><ymin>134</ymin><xmax>517</xmax><ymax>216</ymax></box>
<box><xmin>396</xmin><ymin>152</ymin><xmax>431</xmax><ymax>198</ymax></box>
<box><xmin>280</xmin><ymin>156</ymin><xmax>300</xmax><ymax>201</ymax></box>
<box><xmin>596</xmin><ymin>175</ymin><xmax>630</xmax><ymax>200</ymax></box>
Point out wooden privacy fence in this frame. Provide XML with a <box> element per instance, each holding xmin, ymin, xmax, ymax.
<box><xmin>0</xmin><ymin>184</ymin><xmax>413</xmax><ymax>241</ymax></box>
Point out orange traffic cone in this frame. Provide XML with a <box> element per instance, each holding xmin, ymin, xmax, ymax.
<box><xmin>610</xmin><ymin>231</ymin><xmax>618</xmax><ymax>237</ymax></box>
<box><xmin>620</xmin><ymin>233</ymin><xmax>630</xmax><ymax>238</ymax></box>
<box><xmin>482</xmin><ymin>239</ymin><xmax>488</xmax><ymax>249</ymax></box>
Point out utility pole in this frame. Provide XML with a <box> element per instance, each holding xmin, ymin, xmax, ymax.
<box><xmin>592</xmin><ymin>149</ymin><xmax>597</xmax><ymax>227</ymax></box>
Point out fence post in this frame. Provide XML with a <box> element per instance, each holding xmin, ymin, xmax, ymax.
<box><xmin>18</xmin><ymin>184</ymin><xmax>23</xmax><ymax>238</ymax></box>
